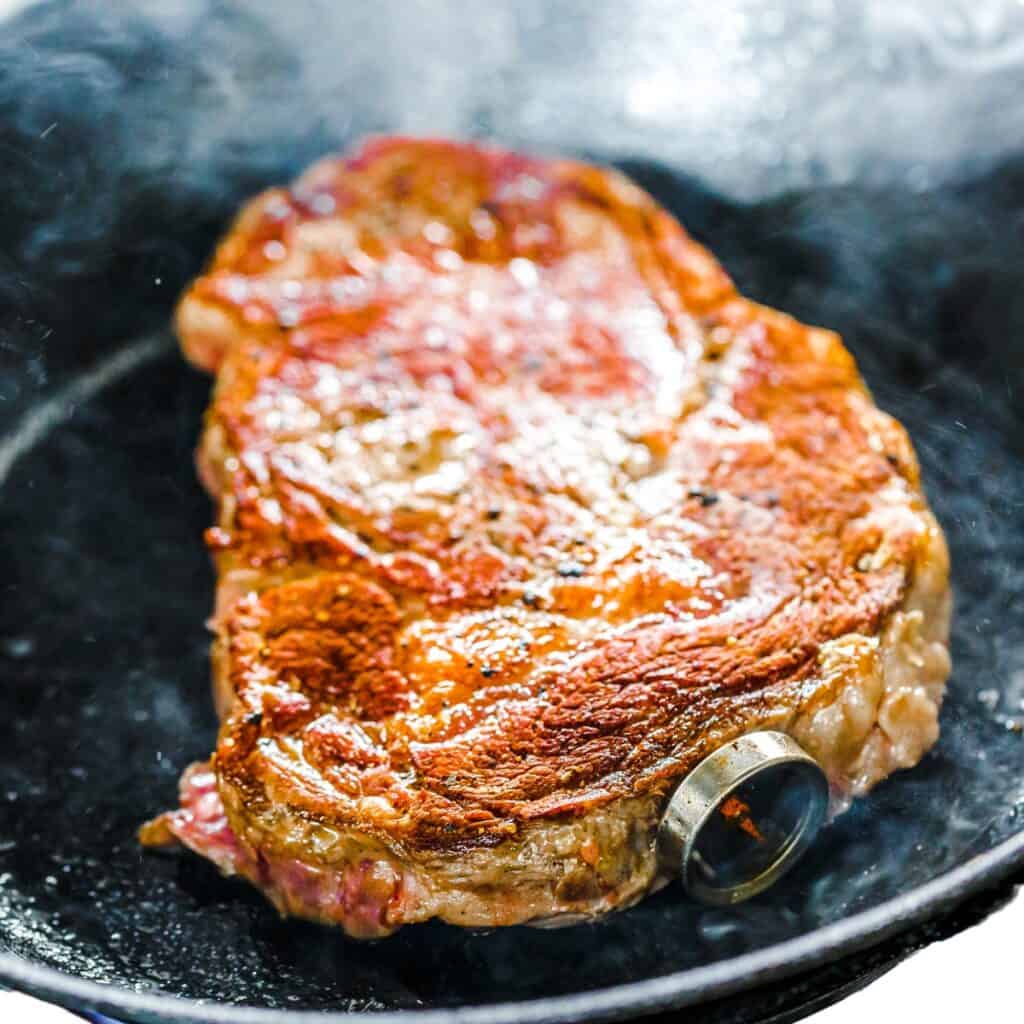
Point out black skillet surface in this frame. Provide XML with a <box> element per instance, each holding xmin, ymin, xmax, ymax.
<box><xmin>1</xmin><ymin>2</ymin><xmax>1024</xmax><ymax>1022</ymax></box>
<box><xmin>31</xmin><ymin>873</ymin><xmax>1024</xmax><ymax>1024</ymax></box>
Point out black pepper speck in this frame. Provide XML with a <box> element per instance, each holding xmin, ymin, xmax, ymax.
<box><xmin>688</xmin><ymin>488</ymin><xmax>719</xmax><ymax>508</ymax></box>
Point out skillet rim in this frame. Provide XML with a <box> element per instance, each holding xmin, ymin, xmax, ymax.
<box><xmin>1</xmin><ymin>829</ymin><xmax>1021</xmax><ymax>1023</ymax></box>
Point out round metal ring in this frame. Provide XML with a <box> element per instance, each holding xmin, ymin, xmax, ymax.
<box><xmin>658</xmin><ymin>731</ymin><xmax>830</xmax><ymax>905</ymax></box>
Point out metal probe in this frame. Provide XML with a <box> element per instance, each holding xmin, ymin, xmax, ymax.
<box><xmin>657</xmin><ymin>732</ymin><xmax>830</xmax><ymax>905</ymax></box>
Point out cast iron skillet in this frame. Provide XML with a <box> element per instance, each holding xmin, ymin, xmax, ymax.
<box><xmin>1</xmin><ymin>2</ymin><xmax>1023</xmax><ymax>1022</ymax></box>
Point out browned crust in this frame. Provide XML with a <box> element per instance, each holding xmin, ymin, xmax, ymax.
<box><xmin>172</xmin><ymin>137</ymin><xmax>948</xmax><ymax>863</ymax></box>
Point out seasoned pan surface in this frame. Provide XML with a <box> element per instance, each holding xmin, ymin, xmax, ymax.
<box><xmin>1</xmin><ymin>2</ymin><xmax>1023</xmax><ymax>1021</ymax></box>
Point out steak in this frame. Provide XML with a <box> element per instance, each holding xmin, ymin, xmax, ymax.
<box><xmin>141</xmin><ymin>138</ymin><xmax>952</xmax><ymax>937</ymax></box>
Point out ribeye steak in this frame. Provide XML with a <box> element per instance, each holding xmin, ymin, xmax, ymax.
<box><xmin>141</xmin><ymin>138</ymin><xmax>951</xmax><ymax>937</ymax></box>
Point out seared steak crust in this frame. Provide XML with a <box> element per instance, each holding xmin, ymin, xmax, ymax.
<box><xmin>144</xmin><ymin>138</ymin><xmax>951</xmax><ymax>935</ymax></box>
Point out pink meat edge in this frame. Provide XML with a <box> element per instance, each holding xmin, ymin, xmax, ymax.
<box><xmin>141</xmin><ymin>762</ymin><xmax>410</xmax><ymax>938</ymax></box>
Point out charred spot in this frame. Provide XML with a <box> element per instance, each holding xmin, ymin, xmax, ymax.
<box><xmin>556</xmin><ymin>561</ymin><xmax>585</xmax><ymax>578</ymax></box>
<box><xmin>480</xmin><ymin>665</ymin><xmax>496</xmax><ymax>678</ymax></box>
<box><xmin>243</xmin><ymin>710</ymin><xmax>263</xmax><ymax>727</ymax></box>
<box><xmin>522</xmin><ymin>589</ymin><xmax>541</xmax><ymax>608</ymax></box>
<box><xmin>575</xmin><ymin>185</ymin><xmax>613</xmax><ymax>213</ymax></box>
<box><xmin>555</xmin><ymin>869</ymin><xmax>603</xmax><ymax>903</ymax></box>
<box><xmin>688</xmin><ymin>488</ymin><xmax>719</xmax><ymax>508</ymax></box>
<box><xmin>486</xmin><ymin>506</ymin><xmax>502</xmax><ymax>520</ymax></box>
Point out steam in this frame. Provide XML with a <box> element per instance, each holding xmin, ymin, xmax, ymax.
<box><xmin>0</xmin><ymin>1</ymin><xmax>335</xmax><ymax>373</ymax></box>
<box><xmin>1</xmin><ymin>0</ymin><xmax>1022</xmax><ymax>418</ymax></box>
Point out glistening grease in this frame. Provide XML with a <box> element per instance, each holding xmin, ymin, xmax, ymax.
<box><xmin>141</xmin><ymin>138</ymin><xmax>951</xmax><ymax>937</ymax></box>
